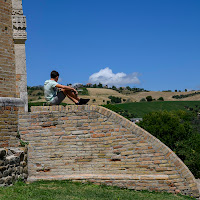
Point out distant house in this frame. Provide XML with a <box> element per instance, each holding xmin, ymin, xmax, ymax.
<box><xmin>130</xmin><ymin>118</ymin><xmax>143</xmax><ymax>123</ymax></box>
<box><xmin>86</xmin><ymin>83</ymin><xmax>93</xmax><ymax>87</ymax></box>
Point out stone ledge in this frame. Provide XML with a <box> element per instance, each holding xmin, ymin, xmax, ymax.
<box><xmin>28</xmin><ymin>174</ymin><xmax>169</xmax><ymax>182</ymax></box>
<box><xmin>0</xmin><ymin>97</ymin><xmax>24</xmax><ymax>107</ymax></box>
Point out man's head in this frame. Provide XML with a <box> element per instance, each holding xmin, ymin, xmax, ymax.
<box><xmin>51</xmin><ymin>70</ymin><xmax>59</xmax><ymax>81</ymax></box>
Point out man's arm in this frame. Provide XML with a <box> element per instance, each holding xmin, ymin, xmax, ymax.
<box><xmin>56</xmin><ymin>84</ymin><xmax>78</xmax><ymax>94</ymax></box>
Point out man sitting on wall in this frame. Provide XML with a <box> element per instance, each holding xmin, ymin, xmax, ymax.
<box><xmin>44</xmin><ymin>70</ymin><xmax>90</xmax><ymax>105</ymax></box>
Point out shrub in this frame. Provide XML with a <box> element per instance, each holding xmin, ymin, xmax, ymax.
<box><xmin>108</xmin><ymin>96</ymin><xmax>122</xmax><ymax>104</ymax></box>
<box><xmin>157</xmin><ymin>97</ymin><xmax>164</xmax><ymax>101</ymax></box>
<box><xmin>146</xmin><ymin>96</ymin><xmax>153</xmax><ymax>102</ymax></box>
<box><xmin>140</xmin><ymin>98</ymin><xmax>146</xmax><ymax>102</ymax></box>
<box><xmin>78</xmin><ymin>88</ymin><xmax>89</xmax><ymax>95</ymax></box>
<box><xmin>172</xmin><ymin>91</ymin><xmax>200</xmax><ymax>99</ymax></box>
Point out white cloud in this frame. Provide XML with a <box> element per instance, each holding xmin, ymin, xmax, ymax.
<box><xmin>88</xmin><ymin>67</ymin><xmax>140</xmax><ymax>86</ymax></box>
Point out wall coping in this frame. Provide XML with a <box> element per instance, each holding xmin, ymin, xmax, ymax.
<box><xmin>0</xmin><ymin>97</ymin><xmax>24</xmax><ymax>107</ymax></box>
<box><xmin>28</xmin><ymin>174</ymin><xmax>169</xmax><ymax>182</ymax></box>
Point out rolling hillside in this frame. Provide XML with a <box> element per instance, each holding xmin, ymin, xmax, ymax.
<box><xmin>28</xmin><ymin>87</ymin><xmax>200</xmax><ymax>105</ymax></box>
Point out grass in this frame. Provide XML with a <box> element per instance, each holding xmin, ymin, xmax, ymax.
<box><xmin>117</xmin><ymin>101</ymin><xmax>200</xmax><ymax>117</ymax></box>
<box><xmin>0</xmin><ymin>180</ymin><xmax>196</xmax><ymax>200</ymax></box>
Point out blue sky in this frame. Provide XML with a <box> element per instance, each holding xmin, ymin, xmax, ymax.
<box><xmin>23</xmin><ymin>0</ymin><xmax>200</xmax><ymax>91</ymax></box>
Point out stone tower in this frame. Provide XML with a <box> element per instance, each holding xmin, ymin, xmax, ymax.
<box><xmin>12</xmin><ymin>0</ymin><xmax>28</xmax><ymax>112</ymax></box>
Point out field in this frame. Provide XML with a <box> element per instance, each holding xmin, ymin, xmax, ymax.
<box><xmin>0</xmin><ymin>180</ymin><xmax>195</xmax><ymax>200</ymax></box>
<box><xmin>28</xmin><ymin>87</ymin><xmax>200</xmax><ymax>105</ymax></box>
<box><xmin>116</xmin><ymin>101</ymin><xmax>200</xmax><ymax>117</ymax></box>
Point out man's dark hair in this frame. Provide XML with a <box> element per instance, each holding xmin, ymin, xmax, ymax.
<box><xmin>51</xmin><ymin>70</ymin><xmax>59</xmax><ymax>78</ymax></box>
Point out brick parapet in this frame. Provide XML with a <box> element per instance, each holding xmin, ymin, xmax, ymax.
<box><xmin>19</xmin><ymin>105</ymin><xmax>199</xmax><ymax>197</ymax></box>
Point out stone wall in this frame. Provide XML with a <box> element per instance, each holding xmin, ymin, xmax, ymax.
<box><xmin>19</xmin><ymin>105</ymin><xmax>199</xmax><ymax>198</ymax></box>
<box><xmin>0</xmin><ymin>147</ymin><xmax>28</xmax><ymax>186</ymax></box>
<box><xmin>0</xmin><ymin>0</ymin><xmax>16</xmax><ymax>97</ymax></box>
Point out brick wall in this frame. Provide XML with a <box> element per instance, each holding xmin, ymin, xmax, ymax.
<box><xmin>0</xmin><ymin>98</ymin><xmax>24</xmax><ymax>147</ymax></box>
<box><xmin>0</xmin><ymin>0</ymin><xmax>16</xmax><ymax>97</ymax></box>
<box><xmin>19</xmin><ymin>105</ymin><xmax>199</xmax><ymax>198</ymax></box>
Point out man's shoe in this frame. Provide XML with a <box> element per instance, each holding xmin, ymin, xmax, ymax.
<box><xmin>79</xmin><ymin>98</ymin><xmax>90</xmax><ymax>105</ymax></box>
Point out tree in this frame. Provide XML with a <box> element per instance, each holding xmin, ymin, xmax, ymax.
<box><xmin>126</xmin><ymin>86</ymin><xmax>131</xmax><ymax>91</ymax></box>
<box><xmin>108</xmin><ymin>96</ymin><xmax>122</xmax><ymax>104</ymax></box>
<box><xmin>112</xmin><ymin>85</ymin><xmax>117</xmax><ymax>90</ymax></box>
<box><xmin>137</xmin><ymin>110</ymin><xmax>192</xmax><ymax>150</ymax></box>
<box><xmin>146</xmin><ymin>96</ymin><xmax>153</xmax><ymax>102</ymax></box>
<box><xmin>140</xmin><ymin>98</ymin><xmax>146</xmax><ymax>102</ymax></box>
<box><xmin>98</xmin><ymin>83</ymin><xmax>103</xmax><ymax>88</ymax></box>
<box><xmin>157</xmin><ymin>97</ymin><xmax>164</xmax><ymax>101</ymax></box>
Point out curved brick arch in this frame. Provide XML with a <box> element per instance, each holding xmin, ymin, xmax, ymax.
<box><xmin>19</xmin><ymin>105</ymin><xmax>199</xmax><ymax>197</ymax></box>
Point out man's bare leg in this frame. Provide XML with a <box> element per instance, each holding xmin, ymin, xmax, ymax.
<box><xmin>62</xmin><ymin>89</ymin><xmax>80</xmax><ymax>104</ymax></box>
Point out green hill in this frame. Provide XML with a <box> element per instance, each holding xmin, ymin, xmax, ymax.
<box><xmin>116</xmin><ymin>101</ymin><xmax>200</xmax><ymax>118</ymax></box>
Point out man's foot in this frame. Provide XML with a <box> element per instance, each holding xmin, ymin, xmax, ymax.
<box><xmin>76</xmin><ymin>98</ymin><xmax>90</xmax><ymax>105</ymax></box>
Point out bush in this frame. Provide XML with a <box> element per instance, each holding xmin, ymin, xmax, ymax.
<box><xmin>157</xmin><ymin>97</ymin><xmax>164</xmax><ymax>101</ymax></box>
<box><xmin>172</xmin><ymin>91</ymin><xmax>200</xmax><ymax>99</ymax></box>
<box><xmin>108</xmin><ymin>96</ymin><xmax>122</xmax><ymax>104</ymax></box>
<box><xmin>78</xmin><ymin>88</ymin><xmax>89</xmax><ymax>95</ymax></box>
<box><xmin>146</xmin><ymin>96</ymin><xmax>153</xmax><ymax>102</ymax></box>
<box><xmin>140</xmin><ymin>98</ymin><xmax>146</xmax><ymax>102</ymax></box>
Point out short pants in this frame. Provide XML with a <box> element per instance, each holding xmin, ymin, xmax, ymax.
<box><xmin>50</xmin><ymin>91</ymin><xmax>66</xmax><ymax>105</ymax></box>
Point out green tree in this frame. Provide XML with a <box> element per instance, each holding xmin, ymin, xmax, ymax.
<box><xmin>137</xmin><ymin>110</ymin><xmax>192</xmax><ymax>150</ymax></box>
<box><xmin>157</xmin><ymin>97</ymin><xmax>164</xmax><ymax>101</ymax></box>
<box><xmin>146</xmin><ymin>96</ymin><xmax>153</xmax><ymax>102</ymax></box>
<box><xmin>140</xmin><ymin>98</ymin><xmax>146</xmax><ymax>102</ymax></box>
<box><xmin>112</xmin><ymin>85</ymin><xmax>117</xmax><ymax>90</ymax></box>
<box><xmin>126</xmin><ymin>86</ymin><xmax>131</xmax><ymax>91</ymax></box>
<box><xmin>98</xmin><ymin>83</ymin><xmax>103</xmax><ymax>88</ymax></box>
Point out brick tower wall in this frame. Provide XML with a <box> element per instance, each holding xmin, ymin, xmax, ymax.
<box><xmin>0</xmin><ymin>0</ymin><xmax>24</xmax><ymax>148</ymax></box>
<box><xmin>0</xmin><ymin>0</ymin><xmax>16</xmax><ymax>98</ymax></box>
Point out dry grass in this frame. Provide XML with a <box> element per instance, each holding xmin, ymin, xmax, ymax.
<box><xmin>29</xmin><ymin>88</ymin><xmax>200</xmax><ymax>105</ymax></box>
